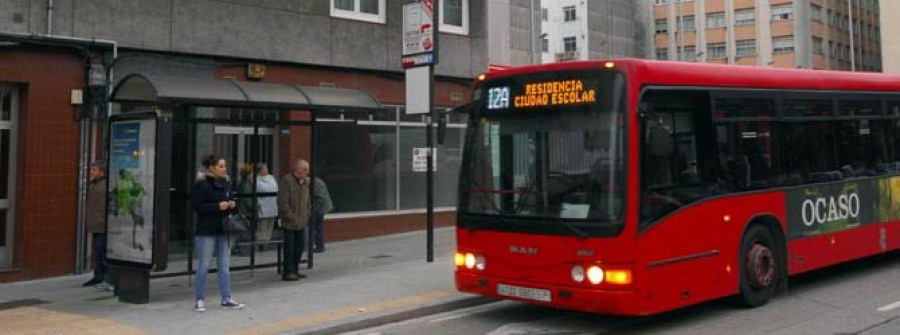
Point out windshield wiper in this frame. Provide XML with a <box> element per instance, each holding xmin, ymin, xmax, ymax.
<box><xmin>555</xmin><ymin>216</ymin><xmax>588</xmax><ymax>238</ymax></box>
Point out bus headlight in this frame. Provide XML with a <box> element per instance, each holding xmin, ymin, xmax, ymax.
<box><xmin>587</xmin><ymin>266</ymin><xmax>604</xmax><ymax>285</ymax></box>
<box><xmin>454</xmin><ymin>252</ymin><xmax>466</xmax><ymax>267</ymax></box>
<box><xmin>465</xmin><ymin>253</ymin><xmax>476</xmax><ymax>269</ymax></box>
<box><xmin>475</xmin><ymin>255</ymin><xmax>486</xmax><ymax>271</ymax></box>
<box><xmin>571</xmin><ymin>265</ymin><xmax>585</xmax><ymax>283</ymax></box>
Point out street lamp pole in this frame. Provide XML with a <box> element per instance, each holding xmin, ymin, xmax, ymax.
<box><xmin>530</xmin><ymin>0</ymin><xmax>537</xmax><ymax>64</ymax></box>
<box><xmin>678</xmin><ymin>0</ymin><xmax>684</xmax><ymax>61</ymax></box>
<box><xmin>848</xmin><ymin>0</ymin><xmax>856</xmax><ymax>71</ymax></box>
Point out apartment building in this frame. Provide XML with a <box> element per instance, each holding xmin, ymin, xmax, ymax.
<box><xmin>880</xmin><ymin>0</ymin><xmax>899</xmax><ymax>73</ymax></box>
<box><xmin>541</xmin><ymin>0</ymin><xmax>645</xmax><ymax>63</ymax></box>
<box><xmin>651</xmin><ymin>0</ymin><xmax>882</xmax><ymax>71</ymax></box>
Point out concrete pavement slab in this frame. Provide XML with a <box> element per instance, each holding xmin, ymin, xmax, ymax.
<box><xmin>0</xmin><ymin>227</ymin><xmax>489</xmax><ymax>335</ymax></box>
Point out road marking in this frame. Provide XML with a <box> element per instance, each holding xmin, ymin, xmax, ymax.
<box><xmin>877</xmin><ymin>300</ymin><xmax>900</xmax><ymax>312</ymax></box>
<box><xmin>428</xmin><ymin>311</ymin><xmax>475</xmax><ymax>324</ymax></box>
<box><xmin>426</xmin><ymin>301</ymin><xmax>509</xmax><ymax>324</ymax></box>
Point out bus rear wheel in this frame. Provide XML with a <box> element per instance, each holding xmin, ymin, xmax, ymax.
<box><xmin>736</xmin><ymin>224</ymin><xmax>780</xmax><ymax>307</ymax></box>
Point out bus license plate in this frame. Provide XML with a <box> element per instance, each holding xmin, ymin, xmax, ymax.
<box><xmin>497</xmin><ymin>284</ymin><xmax>551</xmax><ymax>302</ymax></box>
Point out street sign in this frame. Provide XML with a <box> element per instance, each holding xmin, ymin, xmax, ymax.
<box><xmin>412</xmin><ymin>147</ymin><xmax>437</xmax><ymax>172</ymax></box>
<box><xmin>402</xmin><ymin>0</ymin><xmax>436</xmax><ymax>68</ymax></box>
<box><xmin>405</xmin><ymin>66</ymin><xmax>431</xmax><ymax>114</ymax></box>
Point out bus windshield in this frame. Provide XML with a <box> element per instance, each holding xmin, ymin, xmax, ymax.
<box><xmin>459</xmin><ymin>69</ymin><xmax>627</xmax><ymax>236</ymax></box>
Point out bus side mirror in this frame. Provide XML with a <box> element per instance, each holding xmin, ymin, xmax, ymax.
<box><xmin>638</xmin><ymin>103</ymin><xmax>652</xmax><ymax>118</ymax></box>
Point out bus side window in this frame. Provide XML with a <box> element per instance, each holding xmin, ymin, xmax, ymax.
<box><xmin>713</xmin><ymin>97</ymin><xmax>777</xmax><ymax>190</ymax></box>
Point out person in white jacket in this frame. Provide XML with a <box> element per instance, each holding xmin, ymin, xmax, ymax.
<box><xmin>255</xmin><ymin>164</ymin><xmax>279</xmax><ymax>250</ymax></box>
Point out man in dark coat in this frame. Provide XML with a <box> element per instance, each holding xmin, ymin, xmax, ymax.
<box><xmin>278</xmin><ymin>159</ymin><xmax>311</xmax><ymax>281</ymax></box>
<box><xmin>83</xmin><ymin>161</ymin><xmax>111</xmax><ymax>288</ymax></box>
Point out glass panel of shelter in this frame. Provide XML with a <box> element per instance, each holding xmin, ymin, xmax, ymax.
<box><xmin>157</xmin><ymin>106</ymin><xmax>322</xmax><ymax>277</ymax></box>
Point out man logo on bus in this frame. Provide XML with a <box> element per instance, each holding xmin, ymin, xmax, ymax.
<box><xmin>800</xmin><ymin>192</ymin><xmax>860</xmax><ymax>227</ymax></box>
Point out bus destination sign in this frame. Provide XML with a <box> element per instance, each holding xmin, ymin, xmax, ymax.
<box><xmin>486</xmin><ymin>79</ymin><xmax>597</xmax><ymax>110</ymax></box>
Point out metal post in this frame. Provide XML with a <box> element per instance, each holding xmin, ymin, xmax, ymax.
<box><xmin>75</xmin><ymin>118</ymin><xmax>89</xmax><ymax>273</ymax></box>
<box><xmin>848</xmin><ymin>0</ymin><xmax>855</xmax><ymax>71</ymax></box>
<box><xmin>426</xmin><ymin>94</ymin><xmax>434</xmax><ymax>263</ymax></box>
<box><xmin>309</xmin><ymin>112</ymin><xmax>317</xmax><ymax>269</ymax></box>
<box><xmin>607</xmin><ymin>0</ymin><xmax>613</xmax><ymax>58</ymax></box>
<box><xmin>249</xmin><ymin>125</ymin><xmax>258</xmax><ymax>275</ymax></box>
<box><xmin>530</xmin><ymin>0</ymin><xmax>536</xmax><ymax>64</ymax></box>
<box><xmin>678</xmin><ymin>1</ymin><xmax>684</xmax><ymax>61</ymax></box>
<box><xmin>426</xmin><ymin>0</ymin><xmax>439</xmax><ymax>263</ymax></box>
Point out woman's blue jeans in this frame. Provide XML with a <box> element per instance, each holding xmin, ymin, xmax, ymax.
<box><xmin>194</xmin><ymin>235</ymin><xmax>232</xmax><ymax>302</ymax></box>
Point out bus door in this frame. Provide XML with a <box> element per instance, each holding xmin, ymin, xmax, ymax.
<box><xmin>638</xmin><ymin>90</ymin><xmax>725</xmax><ymax>308</ymax></box>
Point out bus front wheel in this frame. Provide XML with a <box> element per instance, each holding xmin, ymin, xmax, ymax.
<box><xmin>736</xmin><ymin>224</ymin><xmax>780</xmax><ymax>307</ymax></box>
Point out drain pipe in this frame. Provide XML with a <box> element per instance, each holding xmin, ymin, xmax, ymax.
<box><xmin>46</xmin><ymin>0</ymin><xmax>53</xmax><ymax>34</ymax></box>
<box><xmin>76</xmin><ymin>38</ymin><xmax>117</xmax><ymax>274</ymax></box>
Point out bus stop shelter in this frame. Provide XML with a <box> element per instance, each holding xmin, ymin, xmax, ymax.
<box><xmin>107</xmin><ymin>74</ymin><xmax>383</xmax><ymax>302</ymax></box>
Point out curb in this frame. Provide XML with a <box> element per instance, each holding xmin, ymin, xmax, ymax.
<box><xmin>294</xmin><ymin>296</ymin><xmax>495</xmax><ymax>335</ymax></box>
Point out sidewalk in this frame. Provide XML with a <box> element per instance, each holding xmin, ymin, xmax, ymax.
<box><xmin>0</xmin><ymin>227</ymin><xmax>490</xmax><ymax>335</ymax></box>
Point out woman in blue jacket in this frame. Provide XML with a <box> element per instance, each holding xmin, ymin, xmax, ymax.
<box><xmin>192</xmin><ymin>154</ymin><xmax>245</xmax><ymax>312</ymax></box>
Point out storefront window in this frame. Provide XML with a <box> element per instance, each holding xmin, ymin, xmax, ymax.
<box><xmin>399</xmin><ymin>120</ymin><xmax>465</xmax><ymax>210</ymax></box>
<box><xmin>317</xmin><ymin>115</ymin><xmax>398</xmax><ymax>213</ymax></box>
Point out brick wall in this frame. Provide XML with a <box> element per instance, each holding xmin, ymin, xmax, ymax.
<box><xmin>0</xmin><ymin>47</ymin><xmax>86</xmax><ymax>283</ymax></box>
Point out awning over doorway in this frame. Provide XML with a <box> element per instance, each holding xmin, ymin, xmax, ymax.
<box><xmin>110</xmin><ymin>74</ymin><xmax>382</xmax><ymax>110</ymax></box>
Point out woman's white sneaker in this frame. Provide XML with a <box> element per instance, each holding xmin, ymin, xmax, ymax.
<box><xmin>221</xmin><ymin>299</ymin><xmax>244</xmax><ymax>309</ymax></box>
<box><xmin>194</xmin><ymin>300</ymin><xmax>205</xmax><ymax>312</ymax></box>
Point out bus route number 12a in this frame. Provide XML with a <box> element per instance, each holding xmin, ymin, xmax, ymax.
<box><xmin>487</xmin><ymin>87</ymin><xmax>510</xmax><ymax>110</ymax></box>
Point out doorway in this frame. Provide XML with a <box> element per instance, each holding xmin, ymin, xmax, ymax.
<box><xmin>213</xmin><ymin>126</ymin><xmax>278</xmax><ymax>182</ymax></box>
<box><xmin>0</xmin><ymin>84</ymin><xmax>19</xmax><ymax>269</ymax></box>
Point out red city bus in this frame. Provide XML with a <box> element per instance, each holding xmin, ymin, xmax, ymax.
<box><xmin>454</xmin><ymin>59</ymin><xmax>900</xmax><ymax>316</ymax></box>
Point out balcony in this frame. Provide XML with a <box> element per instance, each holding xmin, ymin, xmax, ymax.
<box><xmin>555</xmin><ymin>51</ymin><xmax>580</xmax><ymax>62</ymax></box>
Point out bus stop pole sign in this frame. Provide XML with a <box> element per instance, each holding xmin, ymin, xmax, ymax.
<box><xmin>403</xmin><ymin>0</ymin><xmax>439</xmax><ymax>263</ymax></box>
<box><xmin>402</xmin><ymin>0</ymin><xmax>437</xmax><ymax>68</ymax></box>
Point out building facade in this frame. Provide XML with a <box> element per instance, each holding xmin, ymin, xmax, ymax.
<box><xmin>649</xmin><ymin>0</ymin><xmax>882</xmax><ymax>71</ymax></box>
<box><xmin>880</xmin><ymin>0</ymin><xmax>899</xmax><ymax>73</ymax></box>
<box><xmin>485</xmin><ymin>0</ymin><xmax>543</xmax><ymax>66</ymax></box>
<box><xmin>541</xmin><ymin>0</ymin><xmax>646</xmax><ymax>63</ymax></box>
<box><xmin>0</xmin><ymin>0</ymin><xmax>487</xmax><ymax>282</ymax></box>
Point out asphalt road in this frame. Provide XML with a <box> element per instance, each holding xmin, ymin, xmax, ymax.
<box><xmin>349</xmin><ymin>252</ymin><xmax>900</xmax><ymax>335</ymax></box>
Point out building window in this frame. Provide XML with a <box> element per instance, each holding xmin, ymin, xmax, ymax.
<box><xmin>564</xmin><ymin>6</ymin><xmax>576</xmax><ymax>22</ymax></box>
<box><xmin>654</xmin><ymin>0</ymin><xmax>667</xmax><ymax>5</ymax></box>
<box><xmin>810</xmin><ymin>4</ymin><xmax>822</xmax><ymax>22</ymax></box>
<box><xmin>813</xmin><ymin>37</ymin><xmax>824</xmax><ymax>55</ymax></box>
<box><xmin>736</xmin><ymin>39</ymin><xmax>756</xmax><ymax>57</ymax></box>
<box><xmin>656</xmin><ymin>48</ymin><xmax>668</xmax><ymax>60</ymax></box>
<box><xmin>735</xmin><ymin>9</ymin><xmax>755</xmax><ymax>26</ymax></box>
<box><xmin>564</xmin><ymin>36</ymin><xmax>577</xmax><ymax>52</ymax></box>
<box><xmin>677</xmin><ymin>15</ymin><xmax>695</xmax><ymax>31</ymax></box>
<box><xmin>771</xmin><ymin>5</ymin><xmax>793</xmax><ymax>21</ymax></box>
<box><xmin>542</xmin><ymin>8</ymin><xmax>548</xmax><ymax>21</ymax></box>
<box><xmin>331</xmin><ymin>0</ymin><xmax>385</xmax><ymax>24</ymax></box>
<box><xmin>655</xmin><ymin>19</ymin><xmax>667</xmax><ymax>34</ymax></box>
<box><xmin>440</xmin><ymin>0</ymin><xmax>469</xmax><ymax>35</ymax></box>
<box><xmin>708</xmin><ymin>42</ymin><xmax>727</xmax><ymax>59</ymax></box>
<box><xmin>707</xmin><ymin>12</ymin><xmax>726</xmax><ymax>29</ymax></box>
<box><xmin>683</xmin><ymin>46</ymin><xmax>696</xmax><ymax>61</ymax></box>
<box><xmin>773</xmin><ymin>36</ymin><xmax>795</xmax><ymax>54</ymax></box>
<box><xmin>542</xmin><ymin>37</ymin><xmax>549</xmax><ymax>53</ymax></box>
